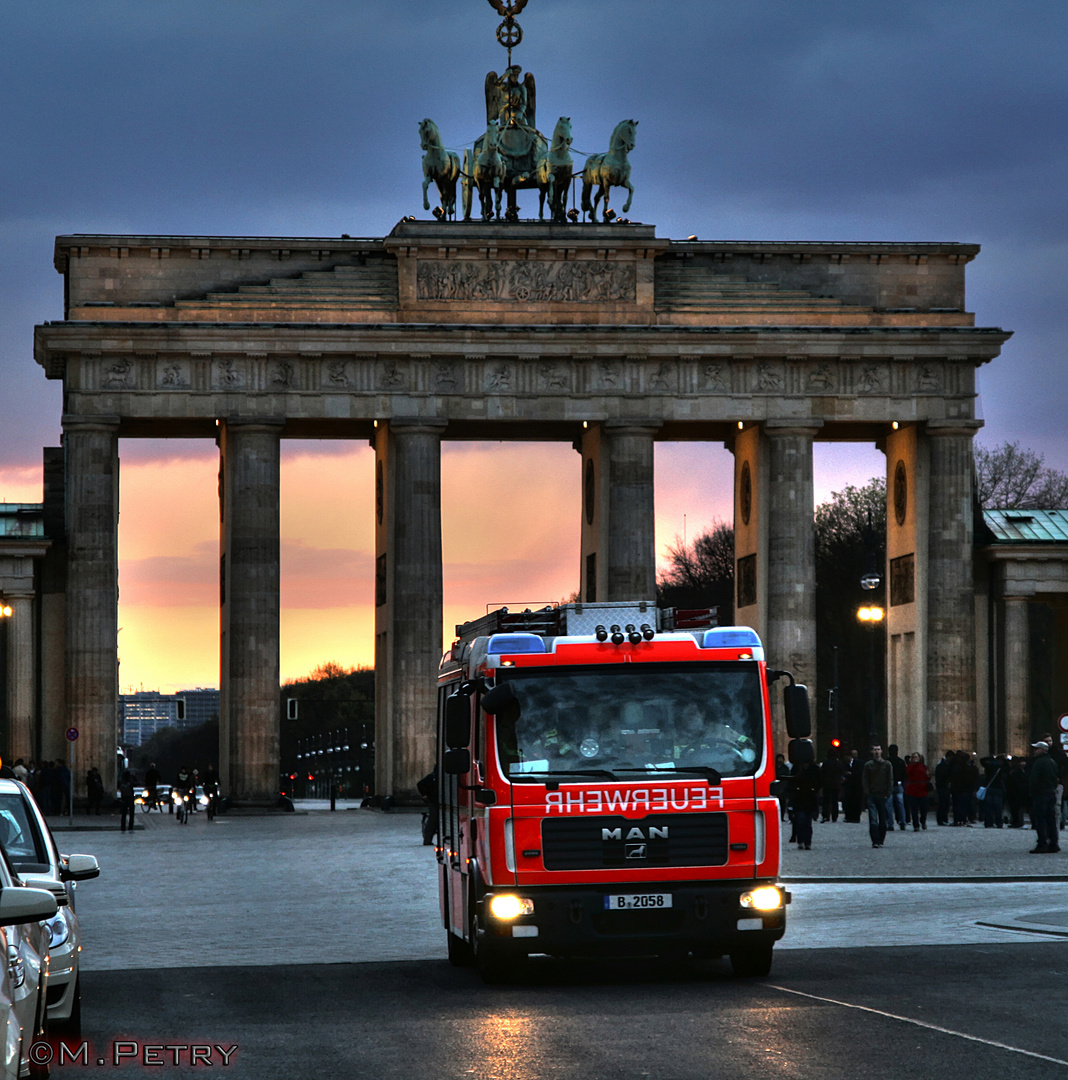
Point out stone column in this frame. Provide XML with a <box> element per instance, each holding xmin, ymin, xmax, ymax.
<box><xmin>219</xmin><ymin>420</ymin><xmax>282</xmax><ymax>803</ymax></box>
<box><xmin>64</xmin><ymin>416</ymin><xmax>120</xmax><ymax>798</ymax></box>
<box><xmin>765</xmin><ymin>423</ymin><xmax>819</xmax><ymax>747</ymax></box>
<box><xmin>5</xmin><ymin>593</ymin><xmax>36</xmax><ymax>764</ymax></box>
<box><xmin>1002</xmin><ymin>596</ymin><xmax>1030</xmax><ymax>755</ymax></box>
<box><xmin>925</xmin><ymin>422</ymin><xmax>980</xmax><ymax>751</ymax></box>
<box><xmin>374</xmin><ymin>419</ymin><xmax>445</xmax><ymax>802</ymax></box>
<box><xmin>605</xmin><ymin>421</ymin><xmax>658</xmax><ymax>601</ymax></box>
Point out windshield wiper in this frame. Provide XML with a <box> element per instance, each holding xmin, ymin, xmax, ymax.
<box><xmin>514</xmin><ymin>768</ymin><xmax>618</xmax><ymax>781</ymax></box>
<box><xmin>614</xmin><ymin>766</ymin><xmax>723</xmax><ymax>784</ymax></box>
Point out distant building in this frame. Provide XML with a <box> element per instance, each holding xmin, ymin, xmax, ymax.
<box><xmin>119</xmin><ymin>688</ymin><xmax>219</xmax><ymax>747</ymax></box>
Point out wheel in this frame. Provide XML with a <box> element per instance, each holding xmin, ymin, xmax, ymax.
<box><xmin>729</xmin><ymin>943</ymin><xmax>773</xmax><ymax>978</ymax></box>
<box><xmin>473</xmin><ymin>916</ymin><xmax>522</xmax><ymax>985</ymax></box>
<box><xmin>446</xmin><ymin>931</ymin><xmax>475</xmax><ymax>968</ymax></box>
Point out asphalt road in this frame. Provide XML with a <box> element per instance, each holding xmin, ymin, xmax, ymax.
<box><xmin>42</xmin><ymin>807</ymin><xmax>1068</xmax><ymax>1078</ymax></box>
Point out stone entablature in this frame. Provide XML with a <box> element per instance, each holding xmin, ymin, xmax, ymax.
<box><xmin>52</xmin><ymin>225</ymin><xmax>979</xmax><ymax>330</ymax></box>
<box><xmin>36</xmin><ymin>323</ymin><xmax>1004</xmax><ymax>437</ymax></box>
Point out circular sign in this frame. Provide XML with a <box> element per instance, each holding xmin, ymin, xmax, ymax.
<box><xmin>1058</xmin><ymin>714</ymin><xmax>1068</xmax><ymax>734</ymax></box>
<box><xmin>65</xmin><ymin>727</ymin><xmax>79</xmax><ymax>742</ymax></box>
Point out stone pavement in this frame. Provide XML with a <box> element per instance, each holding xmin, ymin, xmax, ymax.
<box><xmin>48</xmin><ymin>803</ymin><xmax>1068</xmax><ymax>973</ymax></box>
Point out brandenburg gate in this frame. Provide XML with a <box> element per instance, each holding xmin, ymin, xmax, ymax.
<box><xmin>33</xmin><ymin>221</ymin><xmax>1009</xmax><ymax>800</ymax></box>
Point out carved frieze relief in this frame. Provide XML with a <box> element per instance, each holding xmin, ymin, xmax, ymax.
<box><xmin>102</xmin><ymin>358</ymin><xmax>135</xmax><ymax>390</ymax></box>
<box><xmin>416</xmin><ymin>259</ymin><xmax>636</xmax><ymax>303</ymax></box>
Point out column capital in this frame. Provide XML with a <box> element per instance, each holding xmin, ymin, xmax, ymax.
<box><xmin>387</xmin><ymin>417</ymin><xmax>448</xmax><ymax>436</ymax></box>
<box><xmin>221</xmin><ymin>417</ymin><xmax>286</xmax><ymax>432</ymax></box>
<box><xmin>602</xmin><ymin>418</ymin><xmax>661</xmax><ymax>436</ymax></box>
<box><xmin>762</xmin><ymin>420</ymin><xmax>824</xmax><ymax>438</ymax></box>
<box><xmin>925</xmin><ymin>419</ymin><xmax>983</xmax><ymax>437</ymax></box>
<box><xmin>61</xmin><ymin>414</ymin><xmax>120</xmax><ymax>433</ymax></box>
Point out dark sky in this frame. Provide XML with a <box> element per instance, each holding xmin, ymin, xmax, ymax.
<box><xmin>3</xmin><ymin>0</ymin><xmax>1066</xmax><ymax>473</ymax></box>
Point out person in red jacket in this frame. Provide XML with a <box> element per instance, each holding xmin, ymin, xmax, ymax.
<box><xmin>904</xmin><ymin>753</ymin><xmax>931</xmax><ymax>831</ymax></box>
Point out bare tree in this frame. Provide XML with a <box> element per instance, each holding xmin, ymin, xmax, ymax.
<box><xmin>975</xmin><ymin>441</ymin><xmax>1068</xmax><ymax>509</ymax></box>
<box><xmin>657</xmin><ymin>520</ymin><xmax>734</xmax><ymax>622</ymax></box>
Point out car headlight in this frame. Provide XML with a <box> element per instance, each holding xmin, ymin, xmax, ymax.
<box><xmin>488</xmin><ymin>894</ymin><xmax>534</xmax><ymax>920</ymax></box>
<box><xmin>740</xmin><ymin>886</ymin><xmax>784</xmax><ymax>912</ymax></box>
<box><xmin>46</xmin><ymin>912</ymin><xmax>70</xmax><ymax>949</ymax></box>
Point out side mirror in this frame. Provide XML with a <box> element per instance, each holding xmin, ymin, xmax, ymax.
<box><xmin>444</xmin><ymin>693</ymin><xmax>471</xmax><ymax>749</ymax></box>
<box><xmin>788</xmin><ymin>738</ymin><xmax>815</xmax><ymax>766</ymax></box>
<box><xmin>480</xmin><ymin>682</ymin><xmax>516</xmax><ymax>715</ymax></box>
<box><xmin>783</xmin><ymin>683</ymin><xmax>811</xmax><ymax>739</ymax></box>
<box><xmin>442</xmin><ymin>749</ymin><xmax>471</xmax><ymax>776</ymax></box>
<box><xmin>0</xmin><ymin>887</ymin><xmax>57</xmax><ymax>927</ymax></box>
<box><xmin>60</xmin><ymin>854</ymin><xmax>100</xmax><ymax>883</ymax></box>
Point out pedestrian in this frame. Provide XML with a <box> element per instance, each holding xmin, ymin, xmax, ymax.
<box><xmin>904</xmin><ymin>752</ymin><xmax>930</xmax><ymax>830</ymax></box>
<box><xmin>842</xmin><ymin>749</ymin><xmax>864</xmax><ymax>823</ymax></box>
<box><xmin>950</xmin><ymin>750</ymin><xmax>977</xmax><ymax>826</ymax></box>
<box><xmin>1028</xmin><ymin>740</ymin><xmax>1060</xmax><ymax>854</ymax></box>
<box><xmin>981</xmin><ymin>754</ymin><xmax>1008</xmax><ymax>828</ymax></box>
<box><xmin>1006</xmin><ymin>757</ymin><xmax>1029</xmax><ymax>827</ymax></box>
<box><xmin>86</xmin><ymin>767</ymin><xmax>104</xmax><ymax>815</ymax></box>
<box><xmin>58</xmin><ymin>760</ymin><xmax>71</xmax><ymax>815</ymax></box>
<box><xmin>11</xmin><ymin>759</ymin><xmax>28</xmax><ymax>784</ymax></box>
<box><xmin>790</xmin><ymin>759</ymin><xmax>821</xmax><ymax>850</ymax></box>
<box><xmin>774</xmin><ymin>753</ymin><xmax>792</xmax><ymax>822</ymax></box>
<box><xmin>417</xmin><ymin>765</ymin><xmax>439</xmax><ymax>846</ymax></box>
<box><xmin>934</xmin><ymin>749</ymin><xmax>954</xmax><ymax>825</ymax></box>
<box><xmin>819</xmin><ymin>747</ymin><xmax>843</xmax><ymax>823</ymax></box>
<box><xmin>887</xmin><ymin>744</ymin><xmax>907</xmax><ymax>831</ymax></box>
<box><xmin>119</xmin><ymin>770</ymin><xmax>136</xmax><ymax>833</ymax></box>
<box><xmin>862</xmin><ymin>744</ymin><xmax>893</xmax><ymax>848</ymax></box>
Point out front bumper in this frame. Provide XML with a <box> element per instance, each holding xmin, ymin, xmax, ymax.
<box><xmin>478</xmin><ymin>880</ymin><xmax>789</xmax><ymax>959</ymax></box>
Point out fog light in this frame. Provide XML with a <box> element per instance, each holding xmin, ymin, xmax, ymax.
<box><xmin>740</xmin><ymin>886</ymin><xmax>783</xmax><ymax>911</ymax></box>
<box><xmin>488</xmin><ymin>894</ymin><xmax>534</xmax><ymax>920</ymax></box>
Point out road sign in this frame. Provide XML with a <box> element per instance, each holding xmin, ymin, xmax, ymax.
<box><xmin>1057</xmin><ymin>714</ymin><xmax>1068</xmax><ymax>734</ymax></box>
<box><xmin>65</xmin><ymin>727</ymin><xmax>79</xmax><ymax>742</ymax></box>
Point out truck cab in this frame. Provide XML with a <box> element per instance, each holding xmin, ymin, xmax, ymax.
<box><xmin>434</xmin><ymin>601</ymin><xmax>799</xmax><ymax>982</ymax></box>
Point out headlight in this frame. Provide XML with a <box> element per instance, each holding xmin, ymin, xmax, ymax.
<box><xmin>46</xmin><ymin>912</ymin><xmax>70</xmax><ymax>949</ymax></box>
<box><xmin>740</xmin><ymin>886</ymin><xmax>784</xmax><ymax>912</ymax></box>
<box><xmin>198</xmin><ymin>795</ymin><xmax>209</xmax><ymax>806</ymax></box>
<box><xmin>488</xmin><ymin>894</ymin><xmax>534</xmax><ymax>920</ymax></box>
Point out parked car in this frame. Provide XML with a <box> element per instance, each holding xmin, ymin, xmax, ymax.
<box><xmin>0</xmin><ymin>780</ymin><xmax>99</xmax><ymax>1035</ymax></box>
<box><xmin>0</xmin><ymin>845</ymin><xmax>56</xmax><ymax>1080</ymax></box>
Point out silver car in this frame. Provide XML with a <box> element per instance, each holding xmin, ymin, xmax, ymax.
<box><xmin>0</xmin><ymin>845</ymin><xmax>56</xmax><ymax>1080</ymax></box>
<box><xmin>0</xmin><ymin>781</ymin><xmax>99</xmax><ymax>1035</ymax></box>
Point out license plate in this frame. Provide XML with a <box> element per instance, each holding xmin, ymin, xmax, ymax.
<box><xmin>604</xmin><ymin>893</ymin><xmax>673</xmax><ymax>911</ymax></box>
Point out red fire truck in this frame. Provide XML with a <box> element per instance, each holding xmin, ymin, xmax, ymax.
<box><xmin>434</xmin><ymin>601</ymin><xmax>807</xmax><ymax>982</ymax></box>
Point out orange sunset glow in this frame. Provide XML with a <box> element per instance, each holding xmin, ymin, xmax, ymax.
<box><xmin>1</xmin><ymin>440</ymin><xmax>880</xmax><ymax>693</ymax></box>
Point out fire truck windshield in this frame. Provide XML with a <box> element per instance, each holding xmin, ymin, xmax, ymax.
<box><xmin>493</xmin><ymin>662</ymin><xmax>764</xmax><ymax>782</ymax></box>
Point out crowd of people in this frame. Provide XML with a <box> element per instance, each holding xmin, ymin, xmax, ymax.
<box><xmin>777</xmin><ymin>733</ymin><xmax>1068</xmax><ymax>853</ymax></box>
<box><xmin>0</xmin><ymin>757</ymin><xmax>75</xmax><ymax>814</ymax></box>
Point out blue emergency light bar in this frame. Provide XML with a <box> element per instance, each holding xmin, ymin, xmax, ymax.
<box><xmin>702</xmin><ymin>627</ymin><xmax>763</xmax><ymax>651</ymax></box>
<box><xmin>486</xmin><ymin>633</ymin><xmax>547</xmax><ymax>656</ymax></box>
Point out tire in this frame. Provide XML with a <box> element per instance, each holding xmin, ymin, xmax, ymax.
<box><xmin>729</xmin><ymin>943</ymin><xmax>774</xmax><ymax>978</ymax></box>
<box><xmin>446</xmin><ymin>931</ymin><xmax>475</xmax><ymax>968</ymax></box>
<box><xmin>473</xmin><ymin>917</ymin><xmax>522</xmax><ymax>985</ymax></box>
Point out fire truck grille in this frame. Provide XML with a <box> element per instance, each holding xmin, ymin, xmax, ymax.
<box><xmin>541</xmin><ymin>813</ymin><xmax>730</xmax><ymax>871</ymax></box>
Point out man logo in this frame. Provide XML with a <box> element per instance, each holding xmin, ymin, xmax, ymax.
<box><xmin>601</xmin><ymin>825</ymin><xmax>670</xmax><ymax>842</ymax></box>
<box><xmin>626</xmin><ymin>842</ymin><xmax>647</xmax><ymax>859</ymax></box>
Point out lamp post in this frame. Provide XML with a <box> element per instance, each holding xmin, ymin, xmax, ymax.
<box><xmin>857</xmin><ymin>605</ymin><xmax>885</xmax><ymax>747</ymax></box>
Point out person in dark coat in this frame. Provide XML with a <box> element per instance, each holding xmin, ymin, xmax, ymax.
<box><xmin>118</xmin><ymin>770</ymin><xmax>136</xmax><ymax>833</ymax></box>
<box><xmin>86</xmin><ymin>767</ymin><xmax>104</xmax><ymax>815</ymax></box>
<box><xmin>790</xmin><ymin>761</ymin><xmax>821</xmax><ymax>850</ymax></box>
<box><xmin>934</xmin><ymin>749</ymin><xmax>955</xmax><ymax>826</ymax></box>
<box><xmin>841</xmin><ymin>749</ymin><xmax>864</xmax><ymax>823</ymax></box>
<box><xmin>1028</xmin><ymin>741</ymin><xmax>1061</xmax><ymax>854</ymax></box>
<box><xmin>981</xmin><ymin>754</ymin><xmax>1008</xmax><ymax>828</ymax></box>
<box><xmin>949</xmin><ymin>750</ymin><xmax>978</xmax><ymax>826</ymax></box>
<box><xmin>819</xmin><ymin>749</ymin><xmax>843</xmax><ymax>823</ymax></box>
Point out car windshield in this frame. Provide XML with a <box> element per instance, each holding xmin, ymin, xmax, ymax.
<box><xmin>0</xmin><ymin>794</ymin><xmax>51</xmax><ymax>874</ymax></box>
<box><xmin>493</xmin><ymin>662</ymin><xmax>765</xmax><ymax>782</ymax></box>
